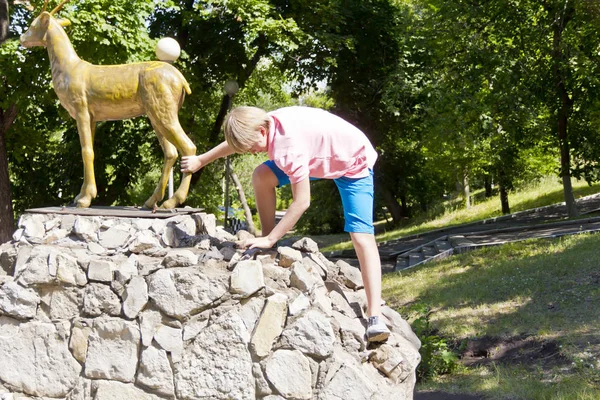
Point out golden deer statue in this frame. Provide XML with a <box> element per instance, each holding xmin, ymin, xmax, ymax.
<box><xmin>20</xmin><ymin>0</ymin><xmax>196</xmax><ymax>209</ymax></box>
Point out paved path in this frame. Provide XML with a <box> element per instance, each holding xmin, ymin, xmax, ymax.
<box><xmin>327</xmin><ymin>193</ymin><xmax>600</xmax><ymax>273</ymax></box>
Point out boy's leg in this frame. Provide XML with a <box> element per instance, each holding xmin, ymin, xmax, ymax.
<box><xmin>252</xmin><ymin>163</ymin><xmax>280</xmax><ymax>236</ymax></box>
<box><xmin>349</xmin><ymin>232</ymin><xmax>382</xmax><ymax>318</ymax></box>
<box><xmin>335</xmin><ymin>172</ymin><xmax>389</xmax><ymax>342</ymax></box>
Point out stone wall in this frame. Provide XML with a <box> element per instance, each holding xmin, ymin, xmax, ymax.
<box><xmin>0</xmin><ymin>211</ymin><xmax>421</xmax><ymax>399</ymax></box>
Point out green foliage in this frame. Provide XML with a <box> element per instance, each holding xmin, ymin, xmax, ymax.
<box><xmin>294</xmin><ymin>179</ymin><xmax>345</xmax><ymax>235</ymax></box>
<box><xmin>408</xmin><ymin>303</ymin><xmax>460</xmax><ymax>381</ymax></box>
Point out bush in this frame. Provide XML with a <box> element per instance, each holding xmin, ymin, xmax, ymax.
<box><xmin>408</xmin><ymin>304</ymin><xmax>460</xmax><ymax>381</ymax></box>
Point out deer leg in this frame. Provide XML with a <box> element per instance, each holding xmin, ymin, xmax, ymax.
<box><xmin>143</xmin><ymin>133</ymin><xmax>178</xmax><ymax>209</ymax></box>
<box><xmin>145</xmin><ymin>108</ymin><xmax>196</xmax><ymax>209</ymax></box>
<box><xmin>159</xmin><ymin>123</ymin><xmax>196</xmax><ymax>209</ymax></box>
<box><xmin>73</xmin><ymin>116</ymin><xmax>97</xmax><ymax>208</ymax></box>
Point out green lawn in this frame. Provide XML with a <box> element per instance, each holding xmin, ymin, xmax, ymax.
<box><xmin>307</xmin><ymin>177</ymin><xmax>600</xmax><ymax>399</ymax></box>
<box><xmin>384</xmin><ymin>234</ymin><xmax>600</xmax><ymax>399</ymax></box>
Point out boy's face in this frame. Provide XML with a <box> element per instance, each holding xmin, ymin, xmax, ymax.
<box><xmin>248</xmin><ymin>126</ymin><xmax>268</xmax><ymax>154</ymax></box>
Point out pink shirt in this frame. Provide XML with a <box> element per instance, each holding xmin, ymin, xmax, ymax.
<box><xmin>267</xmin><ymin>107</ymin><xmax>378</xmax><ymax>184</ymax></box>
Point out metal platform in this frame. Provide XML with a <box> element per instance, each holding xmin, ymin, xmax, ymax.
<box><xmin>25</xmin><ymin>206</ymin><xmax>205</xmax><ymax>219</ymax></box>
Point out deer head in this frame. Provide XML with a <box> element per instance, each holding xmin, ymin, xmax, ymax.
<box><xmin>20</xmin><ymin>0</ymin><xmax>71</xmax><ymax>48</ymax></box>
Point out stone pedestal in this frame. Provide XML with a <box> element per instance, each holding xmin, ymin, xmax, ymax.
<box><xmin>0</xmin><ymin>211</ymin><xmax>420</xmax><ymax>399</ymax></box>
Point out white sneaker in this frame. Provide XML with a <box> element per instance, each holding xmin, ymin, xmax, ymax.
<box><xmin>366</xmin><ymin>316</ymin><xmax>390</xmax><ymax>343</ymax></box>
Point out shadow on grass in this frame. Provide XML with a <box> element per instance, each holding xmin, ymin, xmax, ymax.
<box><xmin>413</xmin><ymin>235</ymin><xmax>599</xmax><ymax>343</ymax></box>
<box><xmin>385</xmin><ymin>234</ymin><xmax>600</xmax><ymax>398</ymax></box>
<box><xmin>509</xmin><ymin>184</ymin><xmax>600</xmax><ymax>214</ymax></box>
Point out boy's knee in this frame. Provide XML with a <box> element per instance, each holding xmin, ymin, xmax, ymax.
<box><xmin>253</xmin><ymin>163</ymin><xmax>279</xmax><ymax>188</ymax></box>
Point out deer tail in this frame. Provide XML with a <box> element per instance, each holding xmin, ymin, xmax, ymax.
<box><xmin>173</xmin><ymin>68</ymin><xmax>191</xmax><ymax>95</ymax></box>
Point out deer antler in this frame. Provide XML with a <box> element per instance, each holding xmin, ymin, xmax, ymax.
<box><xmin>50</xmin><ymin>0</ymin><xmax>70</xmax><ymax>15</ymax></box>
<box><xmin>42</xmin><ymin>0</ymin><xmax>48</xmax><ymax>12</ymax></box>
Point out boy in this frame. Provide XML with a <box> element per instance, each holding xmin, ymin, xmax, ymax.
<box><xmin>181</xmin><ymin>106</ymin><xmax>390</xmax><ymax>343</ymax></box>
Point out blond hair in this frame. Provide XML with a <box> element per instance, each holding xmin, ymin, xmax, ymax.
<box><xmin>223</xmin><ymin>106</ymin><xmax>270</xmax><ymax>153</ymax></box>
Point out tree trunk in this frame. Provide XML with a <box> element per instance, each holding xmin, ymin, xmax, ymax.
<box><xmin>228</xmin><ymin>167</ymin><xmax>256</xmax><ymax>236</ymax></box>
<box><xmin>0</xmin><ymin>0</ymin><xmax>8</xmax><ymax>44</ymax></box>
<box><xmin>484</xmin><ymin>174</ymin><xmax>493</xmax><ymax>197</ymax></box>
<box><xmin>190</xmin><ymin>36</ymin><xmax>269</xmax><ymax>187</ymax></box>
<box><xmin>462</xmin><ymin>170</ymin><xmax>471</xmax><ymax>208</ymax></box>
<box><xmin>380</xmin><ymin>186</ymin><xmax>405</xmax><ymax>224</ymax></box>
<box><xmin>547</xmin><ymin>1</ymin><xmax>578</xmax><ymax>217</ymax></box>
<box><xmin>499</xmin><ymin>183</ymin><xmax>510</xmax><ymax>215</ymax></box>
<box><xmin>0</xmin><ymin>104</ymin><xmax>17</xmax><ymax>243</ymax></box>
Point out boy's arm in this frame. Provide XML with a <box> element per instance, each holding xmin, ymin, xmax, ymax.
<box><xmin>244</xmin><ymin>177</ymin><xmax>311</xmax><ymax>249</ymax></box>
<box><xmin>180</xmin><ymin>141</ymin><xmax>235</xmax><ymax>173</ymax></box>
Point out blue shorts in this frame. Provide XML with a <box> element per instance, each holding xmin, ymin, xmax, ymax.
<box><xmin>263</xmin><ymin>160</ymin><xmax>374</xmax><ymax>234</ymax></box>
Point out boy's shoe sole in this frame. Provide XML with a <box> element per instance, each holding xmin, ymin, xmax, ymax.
<box><xmin>367</xmin><ymin>330</ymin><xmax>390</xmax><ymax>343</ymax></box>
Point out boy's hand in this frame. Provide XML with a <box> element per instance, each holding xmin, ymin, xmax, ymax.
<box><xmin>239</xmin><ymin>236</ymin><xmax>277</xmax><ymax>250</ymax></box>
<box><xmin>180</xmin><ymin>155</ymin><xmax>202</xmax><ymax>173</ymax></box>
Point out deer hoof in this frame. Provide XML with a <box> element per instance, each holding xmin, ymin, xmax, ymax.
<box><xmin>160</xmin><ymin>198</ymin><xmax>179</xmax><ymax>209</ymax></box>
<box><xmin>73</xmin><ymin>194</ymin><xmax>92</xmax><ymax>208</ymax></box>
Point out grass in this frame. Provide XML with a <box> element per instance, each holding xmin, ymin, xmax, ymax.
<box><xmin>305</xmin><ymin>176</ymin><xmax>600</xmax><ymax>399</ymax></box>
<box><xmin>383</xmin><ymin>234</ymin><xmax>600</xmax><ymax>399</ymax></box>
<box><xmin>317</xmin><ymin>177</ymin><xmax>600</xmax><ymax>252</ymax></box>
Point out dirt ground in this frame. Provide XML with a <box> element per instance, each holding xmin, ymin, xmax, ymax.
<box><xmin>412</xmin><ymin>334</ymin><xmax>573</xmax><ymax>400</ymax></box>
<box><xmin>414</xmin><ymin>392</ymin><xmax>484</xmax><ymax>400</ymax></box>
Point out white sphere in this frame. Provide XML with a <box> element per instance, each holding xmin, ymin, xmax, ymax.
<box><xmin>155</xmin><ymin>37</ymin><xmax>181</xmax><ymax>62</ymax></box>
<box><xmin>224</xmin><ymin>80</ymin><xmax>239</xmax><ymax>96</ymax></box>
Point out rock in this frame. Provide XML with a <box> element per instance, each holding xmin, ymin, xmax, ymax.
<box><xmin>277</xmin><ymin>246</ymin><xmax>302</xmax><ymax>268</ymax></box>
<box><xmin>122</xmin><ymin>276</ymin><xmax>148</xmax><ymax>319</ymax></box>
<box><xmin>288</xmin><ymin>293</ymin><xmax>310</xmax><ymax>316</ymax></box>
<box><xmin>162</xmin><ymin>216</ymin><xmax>196</xmax><ymax>247</ymax></box>
<box><xmin>265</xmin><ymin>349</ymin><xmax>312</xmax><ymax>399</ymax></box>
<box><xmin>51</xmin><ymin>251</ymin><xmax>87</xmax><ymax>286</ymax></box>
<box><xmin>289</xmin><ymin>261</ymin><xmax>318</xmax><ymax>293</ymax></box>
<box><xmin>174</xmin><ymin>310</ymin><xmax>254</xmax><ymax>400</ymax></box>
<box><xmin>330</xmin><ymin>288</ymin><xmax>358</xmax><ymax>318</ymax></box>
<box><xmin>337</xmin><ymin>260</ymin><xmax>364</xmax><ymax>290</ymax></box>
<box><xmin>14</xmin><ymin>246</ymin><xmax>55</xmax><ymax>286</ymax></box>
<box><xmin>154</xmin><ymin>324</ymin><xmax>183</xmax><ymax>362</ymax></box>
<box><xmin>0</xmin><ymin>243</ymin><xmax>17</xmax><ymax>276</ymax></box>
<box><xmin>320</xmin><ymin>347</ymin><xmax>385</xmax><ymax>400</ymax></box>
<box><xmin>136</xmin><ymin>344</ymin><xmax>175</xmax><ymax>397</ymax></box>
<box><xmin>381</xmin><ymin>305</ymin><xmax>421</xmax><ymax>349</ymax></box>
<box><xmin>116</xmin><ymin>254</ymin><xmax>139</xmax><ymax>279</ymax></box>
<box><xmin>0</xmin><ymin>281</ymin><xmax>40</xmax><ymax>319</ymax></box>
<box><xmin>129</xmin><ymin>230</ymin><xmax>165</xmax><ymax>256</ymax></box>
<box><xmin>69</xmin><ymin>319</ymin><xmax>92</xmax><ymax>363</ymax></box>
<box><xmin>161</xmin><ymin>249</ymin><xmax>198</xmax><ymax>268</ymax></box>
<box><xmin>250</xmin><ymin>293</ymin><xmax>288</xmax><ymax>359</ymax></box>
<box><xmin>0</xmin><ymin>212</ymin><xmax>420</xmax><ymax>399</ymax></box>
<box><xmin>301</xmin><ymin>253</ymin><xmax>327</xmax><ymax>279</ymax></box>
<box><xmin>139</xmin><ymin>308</ymin><xmax>163</xmax><ymax>347</ymax></box>
<box><xmin>230</xmin><ymin>260</ymin><xmax>265</xmax><ymax>298</ymax></box>
<box><xmin>82</xmin><ymin>283</ymin><xmax>121</xmax><ymax>317</ymax></box>
<box><xmin>311</xmin><ymin>285</ymin><xmax>333</xmax><ymax>316</ymax></box>
<box><xmin>19</xmin><ymin>213</ymin><xmax>46</xmax><ymax>243</ymax></box>
<box><xmin>87</xmin><ymin>260</ymin><xmax>114</xmax><ymax>282</ymax></box>
<box><xmin>292</xmin><ymin>237</ymin><xmax>319</xmax><ymax>253</ymax></box>
<box><xmin>92</xmin><ymin>380</ymin><xmax>163</xmax><ymax>400</ymax></box>
<box><xmin>85</xmin><ymin>318</ymin><xmax>140</xmax><ymax>383</ymax></box>
<box><xmin>369</xmin><ymin>342</ymin><xmax>420</xmax><ymax>384</ymax></box>
<box><xmin>331</xmin><ymin>310</ymin><xmax>366</xmax><ymax>352</ymax></box>
<box><xmin>73</xmin><ymin>216</ymin><xmax>100</xmax><ymax>242</ymax></box>
<box><xmin>0</xmin><ymin>317</ymin><xmax>81</xmax><ymax>397</ymax></box>
<box><xmin>98</xmin><ymin>225</ymin><xmax>132</xmax><ymax>249</ymax></box>
<box><xmin>147</xmin><ymin>267</ymin><xmax>228</xmax><ymax>319</ymax></box>
<box><xmin>182</xmin><ymin>310</ymin><xmax>211</xmax><ymax>341</ymax></box>
<box><xmin>280</xmin><ymin>310</ymin><xmax>335</xmax><ymax>359</ymax></box>
<box><xmin>192</xmin><ymin>212</ymin><xmax>217</xmax><ymax>236</ymax></box>
<box><xmin>253</xmin><ymin>362</ymin><xmax>272</xmax><ymax>397</ymax></box>
<box><xmin>38</xmin><ymin>286</ymin><xmax>81</xmax><ymax>320</ymax></box>
<box><xmin>220</xmin><ymin>245</ymin><xmax>238</xmax><ymax>261</ymax></box>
